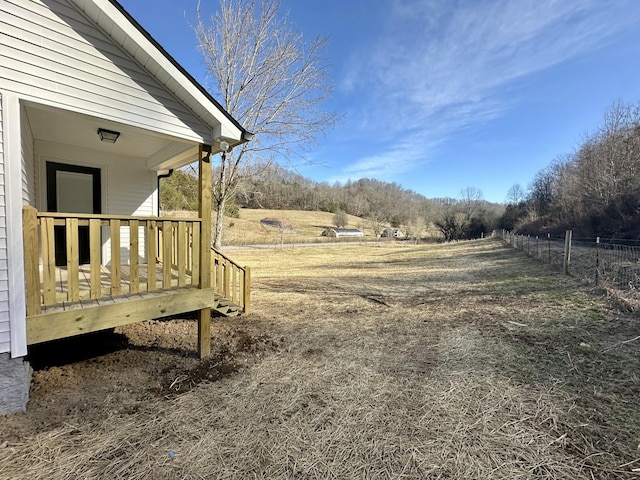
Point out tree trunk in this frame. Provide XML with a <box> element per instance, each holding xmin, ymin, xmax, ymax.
<box><xmin>213</xmin><ymin>153</ymin><xmax>228</xmax><ymax>250</ymax></box>
<box><xmin>213</xmin><ymin>195</ymin><xmax>225</xmax><ymax>250</ymax></box>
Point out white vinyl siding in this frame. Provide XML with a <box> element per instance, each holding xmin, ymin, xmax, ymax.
<box><xmin>0</xmin><ymin>94</ymin><xmax>10</xmax><ymax>354</ymax></box>
<box><xmin>104</xmin><ymin>161</ymin><xmax>156</xmax><ymax>265</ymax></box>
<box><xmin>20</xmin><ymin>105</ymin><xmax>35</xmax><ymax>206</ymax></box>
<box><xmin>0</xmin><ymin>0</ymin><xmax>209</xmax><ymax>142</ymax></box>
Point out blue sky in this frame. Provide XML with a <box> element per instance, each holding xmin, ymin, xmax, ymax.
<box><xmin>119</xmin><ymin>0</ymin><xmax>640</xmax><ymax>203</ymax></box>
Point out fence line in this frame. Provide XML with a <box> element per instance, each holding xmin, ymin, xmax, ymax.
<box><xmin>498</xmin><ymin>230</ymin><xmax>640</xmax><ymax>294</ymax></box>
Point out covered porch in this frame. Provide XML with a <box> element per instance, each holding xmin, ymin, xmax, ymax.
<box><xmin>22</xmin><ymin>205</ymin><xmax>250</xmax><ymax>356</ymax></box>
<box><xmin>16</xmin><ymin>82</ymin><xmax>254</xmax><ymax>359</ymax></box>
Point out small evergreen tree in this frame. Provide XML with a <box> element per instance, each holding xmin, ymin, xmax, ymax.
<box><xmin>159</xmin><ymin>170</ymin><xmax>198</xmax><ymax>211</ymax></box>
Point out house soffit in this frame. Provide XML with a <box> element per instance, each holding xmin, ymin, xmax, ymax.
<box><xmin>25</xmin><ymin>102</ymin><xmax>198</xmax><ymax>170</ymax></box>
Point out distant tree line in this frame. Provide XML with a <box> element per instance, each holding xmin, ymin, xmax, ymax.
<box><xmin>433</xmin><ymin>187</ymin><xmax>503</xmax><ymax>241</ymax></box>
<box><xmin>237</xmin><ymin>164</ymin><xmax>434</xmax><ymax>227</ymax></box>
<box><xmin>501</xmin><ymin>101</ymin><xmax>640</xmax><ymax>239</ymax></box>
<box><xmin>161</xmin><ymin>162</ymin><xmax>504</xmax><ymax>240</ymax></box>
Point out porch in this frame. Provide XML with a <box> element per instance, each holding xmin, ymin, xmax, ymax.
<box><xmin>22</xmin><ymin>206</ymin><xmax>250</xmax><ymax>353</ymax></box>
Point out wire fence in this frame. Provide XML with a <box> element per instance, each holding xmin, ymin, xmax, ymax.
<box><xmin>497</xmin><ymin>230</ymin><xmax>640</xmax><ymax>297</ymax></box>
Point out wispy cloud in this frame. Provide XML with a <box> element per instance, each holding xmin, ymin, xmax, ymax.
<box><xmin>329</xmin><ymin>140</ymin><xmax>427</xmax><ymax>184</ymax></box>
<box><xmin>335</xmin><ymin>0</ymin><xmax>640</xmax><ymax>181</ymax></box>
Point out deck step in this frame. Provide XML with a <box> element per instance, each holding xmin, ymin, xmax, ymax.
<box><xmin>211</xmin><ymin>296</ymin><xmax>242</xmax><ymax>317</ymax></box>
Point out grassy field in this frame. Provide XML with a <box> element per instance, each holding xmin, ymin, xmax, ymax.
<box><xmin>164</xmin><ymin>208</ymin><xmax>441</xmax><ymax>245</ymax></box>
<box><xmin>1</xmin><ymin>240</ymin><xmax>639</xmax><ymax>479</ymax></box>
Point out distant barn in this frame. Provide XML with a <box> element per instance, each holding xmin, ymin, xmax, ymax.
<box><xmin>381</xmin><ymin>228</ymin><xmax>405</xmax><ymax>238</ymax></box>
<box><xmin>321</xmin><ymin>228</ymin><xmax>364</xmax><ymax>238</ymax></box>
<box><xmin>260</xmin><ymin>218</ymin><xmax>293</xmax><ymax>230</ymax></box>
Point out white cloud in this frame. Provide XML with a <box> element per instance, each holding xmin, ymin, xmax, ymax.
<box><xmin>335</xmin><ymin>0</ymin><xmax>640</xmax><ymax>180</ymax></box>
<box><xmin>328</xmin><ymin>139</ymin><xmax>430</xmax><ymax>184</ymax></box>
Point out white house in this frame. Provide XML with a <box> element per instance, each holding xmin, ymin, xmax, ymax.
<box><xmin>0</xmin><ymin>0</ymin><xmax>252</xmax><ymax>414</ymax></box>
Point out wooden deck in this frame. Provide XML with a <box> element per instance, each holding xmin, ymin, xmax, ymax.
<box><xmin>26</xmin><ymin>285</ymin><xmax>229</xmax><ymax>345</ymax></box>
<box><xmin>26</xmin><ymin>259</ymin><xmax>247</xmax><ymax>345</ymax></box>
<box><xmin>41</xmin><ymin>263</ymin><xmax>195</xmax><ymax>313</ymax></box>
<box><xmin>26</xmin><ymin>258</ymin><xmax>247</xmax><ymax>346</ymax></box>
<box><xmin>20</xmin><ymin>146</ymin><xmax>240</xmax><ymax>357</ymax></box>
<box><xmin>22</xmin><ymin>204</ymin><xmax>250</xmax><ymax>356</ymax></box>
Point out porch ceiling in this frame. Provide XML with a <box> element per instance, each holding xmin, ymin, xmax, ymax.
<box><xmin>24</xmin><ymin>103</ymin><xmax>199</xmax><ymax>171</ymax></box>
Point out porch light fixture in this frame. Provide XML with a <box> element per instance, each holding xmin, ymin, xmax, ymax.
<box><xmin>219</xmin><ymin>139</ymin><xmax>230</xmax><ymax>152</ymax></box>
<box><xmin>97</xmin><ymin>128</ymin><xmax>120</xmax><ymax>143</ymax></box>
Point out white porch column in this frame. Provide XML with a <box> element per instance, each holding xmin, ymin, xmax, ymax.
<box><xmin>3</xmin><ymin>93</ymin><xmax>27</xmax><ymax>358</ymax></box>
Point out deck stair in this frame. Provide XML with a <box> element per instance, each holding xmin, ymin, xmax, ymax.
<box><xmin>212</xmin><ymin>294</ymin><xmax>242</xmax><ymax>317</ymax></box>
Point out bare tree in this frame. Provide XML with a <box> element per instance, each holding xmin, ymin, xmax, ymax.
<box><xmin>435</xmin><ymin>209</ymin><xmax>467</xmax><ymax>242</ymax></box>
<box><xmin>195</xmin><ymin>0</ymin><xmax>339</xmax><ymax>248</ymax></box>
<box><xmin>574</xmin><ymin>102</ymin><xmax>640</xmax><ymax>213</ymax></box>
<box><xmin>333</xmin><ymin>210</ymin><xmax>349</xmax><ymax>228</ymax></box>
<box><xmin>404</xmin><ymin>217</ymin><xmax>424</xmax><ymax>243</ymax></box>
<box><xmin>370</xmin><ymin>216</ymin><xmax>383</xmax><ymax>237</ymax></box>
<box><xmin>505</xmin><ymin>184</ymin><xmax>525</xmax><ymax>205</ymax></box>
<box><xmin>459</xmin><ymin>186</ymin><xmax>483</xmax><ymax>220</ymax></box>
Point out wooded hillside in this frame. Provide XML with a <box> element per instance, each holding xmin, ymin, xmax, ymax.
<box><xmin>160</xmin><ymin>165</ymin><xmax>505</xmax><ymax>242</ymax></box>
<box><xmin>502</xmin><ymin>101</ymin><xmax>640</xmax><ymax>239</ymax></box>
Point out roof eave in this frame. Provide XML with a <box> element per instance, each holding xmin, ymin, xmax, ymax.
<box><xmin>70</xmin><ymin>0</ymin><xmax>251</xmax><ymax>147</ymax></box>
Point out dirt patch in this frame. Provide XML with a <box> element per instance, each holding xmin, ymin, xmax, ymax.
<box><xmin>0</xmin><ymin>318</ymin><xmax>282</xmax><ymax>444</ymax></box>
<box><xmin>155</xmin><ymin>329</ymin><xmax>282</xmax><ymax>397</ymax></box>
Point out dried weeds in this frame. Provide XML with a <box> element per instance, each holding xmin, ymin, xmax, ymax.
<box><xmin>1</xmin><ymin>240</ymin><xmax>639</xmax><ymax>479</ymax></box>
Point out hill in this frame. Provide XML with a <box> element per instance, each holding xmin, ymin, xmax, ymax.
<box><xmin>165</xmin><ymin>208</ymin><xmax>396</xmax><ymax>246</ymax></box>
<box><xmin>160</xmin><ymin>166</ymin><xmax>505</xmax><ymax>244</ymax></box>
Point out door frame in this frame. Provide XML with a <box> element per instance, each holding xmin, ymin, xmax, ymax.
<box><xmin>46</xmin><ymin>161</ymin><xmax>102</xmax><ymax>265</ymax></box>
<box><xmin>46</xmin><ymin>161</ymin><xmax>102</xmax><ymax>214</ymax></box>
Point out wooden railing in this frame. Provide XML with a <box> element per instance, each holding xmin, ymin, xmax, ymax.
<box><xmin>157</xmin><ymin>221</ymin><xmax>200</xmax><ymax>278</ymax></box>
<box><xmin>153</xmin><ymin>229</ymin><xmax>251</xmax><ymax>313</ymax></box>
<box><xmin>22</xmin><ymin>206</ymin><xmax>202</xmax><ymax>316</ymax></box>
<box><xmin>22</xmin><ymin>206</ymin><xmax>251</xmax><ymax>317</ymax></box>
<box><xmin>212</xmin><ymin>248</ymin><xmax>251</xmax><ymax>314</ymax></box>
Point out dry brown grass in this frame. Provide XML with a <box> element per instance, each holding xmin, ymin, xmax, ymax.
<box><xmin>1</xmin><ymin>240</ymin><xmax>639</xmax><ymax>479</ymax></box>
<box><xmin>164</xmin><ymin>208</ymin><xmax>441</xmax><ymax>245</ymax></box>
<box><xmin>163</xmin><ymin>208</ymin><xmax>381</xmax><ymax>246</ymax></box>
<box><xmin>225</xmin><ymin>208</ymin><xmax>378</xmax><ymax>245</ymax></box>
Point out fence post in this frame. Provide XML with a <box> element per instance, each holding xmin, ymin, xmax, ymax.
<box><xmin>563</xmin><ymin>230</ymin><xmax>572</xmax><ymax>275</ymax></box>
<box><xmin>547</xmin><ymin>233</ymin><xmax>551</xmax><ymax>263</ymax></box>
<box><xmin>527</xmin><ymin>234</ymin><xmax>530</xmax><ymax>255</ymax></box>
<box><xmin>535</xmin><ymin>236</ymin><xmax>539</xmax><ymax>259</ymax></box>
<box><xmin>595</xmin><ymin>237</ymin><xmax>600</xmax><ymax>286</ymax></box>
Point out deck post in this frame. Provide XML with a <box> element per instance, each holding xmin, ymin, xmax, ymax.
<box><xmin>198</xmin><ymin>144</ymin><xmax>212</xmax><ymax>358</ymax></box>
<box><xmin>243</xmin><ymin>267</ymin><xmax>251</xmax><ymax>315</ymax></box>
<box><xmin>22</xmin><ymin>206</ymin><xmax>41</xmax><ymax>316</ymax></box>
